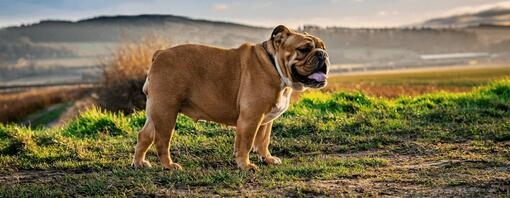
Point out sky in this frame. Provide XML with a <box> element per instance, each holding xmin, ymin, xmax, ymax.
<box><xmin>0</xmin><ymin>0</ymin><xmax>509</xmax><ymax>28</ymax></box>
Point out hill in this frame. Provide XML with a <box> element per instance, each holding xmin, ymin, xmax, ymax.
<box><xmin>2</xmin><ymin>13</ymin><xmax>510</xmax><ymax>65</ymax></box>
<box><xmin>1</xmin><ymin>14</ymin><xmax>267</xmax><ymax>44</ymax></box>
<box><xmin>0</xmin><ymin>14</ymin><xmax>269</xmax><ymax>62</ymax></box>
<box><xmin>421</xmin><ymin>7</ymin><xmax>510</xmax><ymax>28</ymax></box>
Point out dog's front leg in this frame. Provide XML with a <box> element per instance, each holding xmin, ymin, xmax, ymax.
<box><xmin>234</xmin><ymin>111</ymin><xmax>264</xmax><ymax>171</ymax></box>
<box><xmin>253</xmin><ymin>121</ymin><xmax>282</xmax><ymax>165</ymax></box>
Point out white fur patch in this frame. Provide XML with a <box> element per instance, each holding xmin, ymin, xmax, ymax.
<box><xmin>262</xmin><ymin>88</ymin><xmax>291</xmax><ymax>124</ymax></box>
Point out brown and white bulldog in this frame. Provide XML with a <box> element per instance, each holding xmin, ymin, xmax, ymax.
<box><xmin>132</xmin><ymin>25</ymin><xmax>330</xmax><ymax>170</ymax></box>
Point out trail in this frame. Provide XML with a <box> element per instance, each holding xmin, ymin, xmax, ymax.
<box><xmin>2</xmin><ymin>149</ymin><xmax>507</xmax><ymax>197</ymax></box>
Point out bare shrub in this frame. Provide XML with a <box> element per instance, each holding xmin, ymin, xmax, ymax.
<box><xmin>97</xmin><ymin>35</ymin><xmax>170</xmax><ymax>113</ymax></box>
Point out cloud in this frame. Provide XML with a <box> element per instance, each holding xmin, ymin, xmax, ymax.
<box><xmin>377</xmin><ymin>11</ymin><xmax>387</xmax><ymax>16</ymax></box>
<box><xmin>442</xmin><ymin>1</ymin><xmax>510</xmax><ymax>16</ymax></box>
<box><xmin>377</xmin><ymin>10</ymin><xmax>398</xmax><ymax>17</ymax></box>
<box><xmin>212</xmin><ymin>3</ymin><xmax>229</xmax><ymax>12</ymax></box>
<box><xmin>330</xmin><ymin>0</ymin><xmax>364</xmax><ymax>3</ymax></box>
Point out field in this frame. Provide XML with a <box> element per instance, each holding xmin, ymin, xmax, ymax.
<box><xmin>326</xmin><ymin>66</ymin><xmax>510</xmax><ymax>97</ymax></box>
<box><xmin>0</xmin><ymin>76</ymin><xmax>509</xmax><ymax>196</ymax></box>
<box><xmin>0</xmin><ymin>86</ymin><xmax>91</xmax><ymax>125</ymax></box>
<box><xmin>4</xmin><ymin>65</ymin><xmax>510</xmax><ymax>126</ymax></box>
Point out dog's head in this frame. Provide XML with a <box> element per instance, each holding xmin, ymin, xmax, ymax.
<box><xmin>265</xmin><ymin>25</ymin><xmax>329</xmax><ymax>91</ymax></box>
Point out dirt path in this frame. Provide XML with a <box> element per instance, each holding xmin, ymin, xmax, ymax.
<box><xmin>2</xmin><ymin>150</ymin><xmax>507</xmax><ymax>197</ymax></box>
<box><xmin>0</xmin><ymin>170</ymin><xmax>67</xmax><ymax>185</ymax></box>
<box><xmin>47</xmin><ymin>96</ymin><xmax>95</xmax><ymax>127</ymax></box>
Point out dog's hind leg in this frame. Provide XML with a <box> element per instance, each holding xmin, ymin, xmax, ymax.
<box><xmin>132</xmin><ymin>117</ymin><xmax>155</xmax><ymax>168</ymax></box>
<box><xmin>132</xmin><ymin>77</ymin><xmax>154</xmax><ymax>168</ymax></box>
<box><xmin>152</xmin><ymin>103</ymin><xmax>182</xmax><ymax>170</ymax></box>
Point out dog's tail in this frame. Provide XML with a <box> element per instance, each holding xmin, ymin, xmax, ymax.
<box><xmin>142</xmin><ymin>76</ymin><xmax>149</xmax><ymax>96</ymax></box>
<box><xmin>143</xmin><ymin>50</ymin><xmax>163</xmax><ymax>96</ymax></box>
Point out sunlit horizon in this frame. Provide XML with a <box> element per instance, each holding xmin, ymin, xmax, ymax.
<box><xmin>1</xmin><ymin>0</ymin><xmax>509</xmax><ymax>29</ymax></box>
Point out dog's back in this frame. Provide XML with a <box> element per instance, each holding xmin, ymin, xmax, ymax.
<box><xmin>144</xmin><ymin>44</ymin><xmax>252</xmax><ymax>125</ymax></box>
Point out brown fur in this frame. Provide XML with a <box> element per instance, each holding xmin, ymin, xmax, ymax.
<box><xmin>132</xmin><ymin>25</ymin><xmax>329</xmax><ymax>170</ymax></box>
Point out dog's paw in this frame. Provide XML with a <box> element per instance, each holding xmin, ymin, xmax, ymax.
<box><xmin>262</xmin><ymin>156</ymin><xmax>282</xmax><ymax>165</ymax></box>
<box><xmin>162</xmin><ymin>163</ymin><xmax>183</xmax><ymax>170</ymax></box>
<box><xmin>131</xmin><ymin>160</ymin><xmax>152</xmax><ymax>168</ymax></box>
<box><xmin>238</xmin><ymin>163</ymin><xmax>259</xmax><ymax>171</ymax></box>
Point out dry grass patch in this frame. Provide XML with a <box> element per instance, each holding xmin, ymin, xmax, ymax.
<box><xmin>0</xmin><ymin>87</ymin><xmax>88</xmax><ymax>123</ymax></box>
<box><xmin>97</xmin><ymin>35</ymin><xmax>171</xmax><ymax>113</ymax></box>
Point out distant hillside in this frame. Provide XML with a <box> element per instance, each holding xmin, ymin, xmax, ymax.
<box><xmin>0</xmin><ymin>14</ymin><xmax>270</xmax><ymax>62</ymax></box>
<box><xmin>421</xmin><ymin>7</ymin><xmax>510</xmax><ymax>28</ymax></box>
<box><xmin>1</xmin><ymin>13</ymin><xmax>510</xmax><ymax>78</ymax></box>
<box><xmin>0</xmin><ymin>14</ymin><xmax>268</xmax><ymax>44</ymax></box>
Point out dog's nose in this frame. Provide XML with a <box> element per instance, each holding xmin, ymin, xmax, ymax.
<box><xmin>316</xmin><ymin>51</ymin><xmax>326</xmax><ymax>60</ymax></box>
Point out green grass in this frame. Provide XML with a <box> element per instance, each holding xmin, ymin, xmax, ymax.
<box><xmin>0</xmin><ymin>79</ymin><xmax>509</xmax><ymax>196</ymax></box>
<box><xmin>22</xmin><ymin>102</ymin><xmax>72</xmax><ymax>128</ymax></box>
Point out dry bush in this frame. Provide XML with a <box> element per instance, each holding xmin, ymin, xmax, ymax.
<box><xmin>97</xmin><ymin>35</ymin><xmax>171</xmax><ymax>113</ymax></box>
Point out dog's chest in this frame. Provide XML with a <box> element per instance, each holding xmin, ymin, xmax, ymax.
<box><xmin>262</xmin><ymin>88</ymin><xmax>292</xmax><ymax>124</ymax></box>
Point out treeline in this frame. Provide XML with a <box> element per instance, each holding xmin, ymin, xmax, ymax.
<box><xmin>306</xmin><ymin>26</ymin><xmax>479</xmax><ymax>53</ymax></box>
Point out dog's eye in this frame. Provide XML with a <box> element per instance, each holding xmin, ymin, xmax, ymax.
<box><xmin>297</xmin><ymin>47</ymin><xmax>311</xmax><ymax>54</ymax></box>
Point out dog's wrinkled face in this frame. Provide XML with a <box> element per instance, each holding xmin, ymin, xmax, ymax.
<box><xmin>269</xmin><ymin>25</ymin><xmax>329</xmax><ymax>90</ymax></box>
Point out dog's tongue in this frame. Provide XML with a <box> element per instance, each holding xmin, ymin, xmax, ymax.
<box><xmin>308</xmin><ymin>72</ymin><xmax>327</xmax><ymax>82</ymax></box>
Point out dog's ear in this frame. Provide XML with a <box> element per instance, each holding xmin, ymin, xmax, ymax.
<box><xmin>271</xmin><ymin>25</ymin><xmax>291</xmax><ymax>47</ymax></box>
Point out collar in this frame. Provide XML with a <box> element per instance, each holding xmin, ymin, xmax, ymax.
<box><xmin>262</xmin><ymin>42</ymin><xmax>292</xmax><ymax>88</ymax></box>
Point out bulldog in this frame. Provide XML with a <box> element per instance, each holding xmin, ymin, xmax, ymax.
<box><xmin>132</xmin><ymin>25</ymin><xmax>330</xmax><ymax>170</ymax></box>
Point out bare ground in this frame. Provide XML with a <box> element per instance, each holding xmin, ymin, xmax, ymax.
<box><xmin>2</xmin><ymin>144</ymin><xmax>508</xmax><ymax>197</ymax></box>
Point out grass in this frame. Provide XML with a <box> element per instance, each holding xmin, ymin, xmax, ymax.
<box><xmin>0</xmin><ymin>79</ymin><xmax>509</xmax><ymax>196</ymax></box>
<box><xmin>22</xmin><ymin>102</ymin><xmax>73</xmax><ymax>128</ymax></box>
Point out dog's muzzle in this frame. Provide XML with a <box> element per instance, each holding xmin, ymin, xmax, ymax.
<box><xmin>291</xmin><ymin>50</ymin><xmax>329</xmax><ymax>88</ymax></box>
